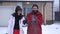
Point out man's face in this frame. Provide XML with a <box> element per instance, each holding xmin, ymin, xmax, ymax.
<box><xmin>32</xmin><ymin>6</ymin><xmax>38</xmax><ymax>11</ymax></box>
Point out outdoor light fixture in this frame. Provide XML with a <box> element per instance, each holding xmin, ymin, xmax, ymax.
<box><xmin>26</xmin><ymin>2</ymin><xmax>30</xmax><ymax>4</ymax></box>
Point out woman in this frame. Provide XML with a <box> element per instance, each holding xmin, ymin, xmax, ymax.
<box><xmin>7</xmin><ymin>6</ymin><xmax>25</xmax><ymax>34</ymax></box>
<box><xmin>26</xmin><ymin>4</ymin><xmax>44</xmax><ymax>34</ymax></box>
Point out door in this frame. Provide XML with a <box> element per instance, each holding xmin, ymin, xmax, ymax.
<box><xmin>23</xmin><ymin>6</ymin><xmax>32</xmax><ymax>17</ymax></box>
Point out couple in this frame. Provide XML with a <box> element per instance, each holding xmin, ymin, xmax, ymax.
<box><xmin>7</xmin><ymin>4</ymin><xmax>44</xmax><ymax>34</ymax></box>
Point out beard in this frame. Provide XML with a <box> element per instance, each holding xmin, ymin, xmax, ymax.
<box><xmin>32</xmin><ymin>10</ymin><xmax>38</xmax><ymax>15</ymax></box>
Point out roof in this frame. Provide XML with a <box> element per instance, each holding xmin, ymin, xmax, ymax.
<box><xmin>0</xmin><ymin>0</ymin><xmax>54</xmax><ymax>2</ymax></box>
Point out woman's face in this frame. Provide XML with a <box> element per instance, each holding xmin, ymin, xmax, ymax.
<box><xmin>17</xmin><ymin>10</ymin><xmax>22</xmax><ymax>15</ymax></box>
<box><xmin>32</xmin><ymin>6</ymin><xmax>38</xmax><ymax>11</ymax></box>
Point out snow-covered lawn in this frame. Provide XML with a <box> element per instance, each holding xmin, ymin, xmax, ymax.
<box><xmin>42</xmin><ymin>23</ymin><xmax>60</xmax><ymax>34</ymax></box>
<box><xmin>0</xmin><ymin>23</ymin><xmax>60</xmax><ymax>34</ymax></box>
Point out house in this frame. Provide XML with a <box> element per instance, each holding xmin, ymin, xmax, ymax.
<box><xmin>0</xmin><ymin>0</ymin><xmax>59</xmax><ymax>27</ymax></box>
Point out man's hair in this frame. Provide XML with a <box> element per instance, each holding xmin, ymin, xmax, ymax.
<box><xmin>32</xmin><ymin>4</ymin><xmax>38</xmax><ymax>9</ymax></box>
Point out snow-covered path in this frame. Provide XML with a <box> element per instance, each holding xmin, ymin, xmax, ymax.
<box><xmin>0</xmin><ymin>23</ymin><xmax>60</xmax><ymax>34</ymax></box>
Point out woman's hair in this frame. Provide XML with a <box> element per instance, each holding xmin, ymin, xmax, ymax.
<box><xmin>12</xmin><ymin>6</ymin><xmax>22</xmax><ymax>17</ymax></box>
<box><xmin>32</xmin><ymin>4</ymin><xmax>38</xmax><ymax>9</ymax></box>
<box><xmin>15</xmin><ymin>6</ymin><xmax>22</xmax><ymax>13</ymax></box>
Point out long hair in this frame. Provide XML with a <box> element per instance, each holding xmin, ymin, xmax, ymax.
<box><xmin>12</xmin><ymin>6</ymin><xmax>22</xmax><ymax>17</ymax></box>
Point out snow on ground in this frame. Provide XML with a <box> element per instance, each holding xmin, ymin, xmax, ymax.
<box><xmin>0</xmin><ymin>23</ymin><xmax>60</xmax><ymax>34</ymax></box>
<box><xmin>42</xmin><ymin>23</ymin><xmax>60</xmax><ymax>34</ymax></box>
<box><xmin>0</xmin><ymin>27</ymin><xmax>7</xmax><ymax>34</ymax></box>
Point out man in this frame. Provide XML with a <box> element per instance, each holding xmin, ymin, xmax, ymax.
<box><xmin>26</xmin><ymin>4</ymin><xmax>44</xmax><ymax>34</ymax></box>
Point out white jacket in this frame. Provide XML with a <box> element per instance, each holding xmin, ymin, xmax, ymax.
<box><xmin>7</xmin><ymin>15</ymin><xmax>25</xmax><ymax>34</ymax></box>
